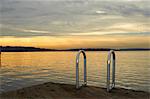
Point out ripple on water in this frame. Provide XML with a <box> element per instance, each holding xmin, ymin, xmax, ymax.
<box><xmin>0</xmin><ymin>51</ymin><xmax>149</xmax><ymax>93</ymax></box>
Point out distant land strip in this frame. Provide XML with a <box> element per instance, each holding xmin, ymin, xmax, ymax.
<box><xmin>0</xmin><ymin>46</ymin><xmax>150</xmax><ymax>52</ymax></box>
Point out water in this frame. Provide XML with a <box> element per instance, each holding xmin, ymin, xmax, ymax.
<box><xmin>0</xmin><ymin>51</ymin><xmax>150</xmax><ymax>93</ymax></box>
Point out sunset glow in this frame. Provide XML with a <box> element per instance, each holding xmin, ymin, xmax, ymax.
<box><xmin>0</xmin><ymin>35</ymin><xmax>149</xmax><ymax>49</ymax></box>
<box><xmin>0</xmin><ymin>0</ymin><xmax>150</xmax><ymax>49</ymax></box>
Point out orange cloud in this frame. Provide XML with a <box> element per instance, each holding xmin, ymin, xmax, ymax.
<box><xmin>0</xmin><ymin>35</ymin><xmax>149</xmax><ymax>49</ymax></box>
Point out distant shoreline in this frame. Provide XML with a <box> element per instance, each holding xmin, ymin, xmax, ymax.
<box><xmin>1</xmin><ymin>50</ymin><xmax>150</xmax><ymax>52</ymax></box>
<box><xmin>1</xmin><ymin>46</ymin><xmax>150</xmax><ymax>52</ymax></box>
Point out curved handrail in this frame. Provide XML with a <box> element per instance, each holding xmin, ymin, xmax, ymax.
<box><xmin>76</xmin><ymin>50</ymin><xmax>87</xmax><ymax>89</ymax></box>
<box><xmin>0</xmin><ymin>51</ymin><xmax>1</xmax><ymax>67</ymax></box>
<box><xmin>107</xmin><ymin>50</ymin><xmax>116</xmax><ymax>92</ymax></box>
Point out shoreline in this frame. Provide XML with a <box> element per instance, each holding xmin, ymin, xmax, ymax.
<box><xmin>1</xmin><ymin>46</ymin><xmax>150</xmax><ymax>52</ymax></box>
<box><xmin>0</xmin><ymin>82</ymin><xmax>149</xmax><ymax>99</ymax></box>
<box><xmin>1</xmin><ymin>50</ymin><xmax>150</xmax><ymax>53</ymax></box>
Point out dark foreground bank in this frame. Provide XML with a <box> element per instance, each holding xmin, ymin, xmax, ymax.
<box><xmin>0</xmin><ymin>82</ymin><xmax>149</xmax><ymax>99</ymax></box>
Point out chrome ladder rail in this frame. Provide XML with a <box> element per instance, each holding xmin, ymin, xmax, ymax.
<box><xmin>0</xmin><ymin>50</ymin><xmax>1</xmax><ymax>67</ymax></box>
<box><xmin>107</xmin><ymin>50</ymin><xmax>116</xmax><ymax>92</ymax></box>
<box><xmin>76</xmin><ymin>50</ymin><xmax>87</xmax><ymax>89</ymax></box>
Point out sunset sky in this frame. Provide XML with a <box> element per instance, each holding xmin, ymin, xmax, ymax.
<box><xmin>0</xmin><ymin>0</ymin><xmax>150</xmax><ymax>49</ymax></box>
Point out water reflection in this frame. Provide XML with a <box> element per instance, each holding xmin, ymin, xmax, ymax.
<box><xmin>0</xmin><ymin>51</ymin><xmax>150</xmax><ymax>93</ymax></box>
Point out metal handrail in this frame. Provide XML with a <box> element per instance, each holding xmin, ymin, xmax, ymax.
<box><xmin>0</xmin><ymin>51</ymin><xmax>1</xmax><ymax>67</ymax></box>
<box><xmin>107</xmin><ymin>50</ymin><xmax>116</xmax><ymax>92</ymax></box>
<box><xmin>76</xmin><ymin>50</ymin><xmax>87</xmax><ymax>89</ymax></box>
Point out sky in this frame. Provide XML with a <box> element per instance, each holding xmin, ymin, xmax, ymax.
<box><xmin>0</xmin><ymin>0</ymin><xmax>150</xmax><ymax>49</ymax></box>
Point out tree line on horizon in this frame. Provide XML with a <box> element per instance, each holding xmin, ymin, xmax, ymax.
<box><xmin>0</xmin><ymin>46</ymin><xmax>150</xmax><ymax>52</ymax></box>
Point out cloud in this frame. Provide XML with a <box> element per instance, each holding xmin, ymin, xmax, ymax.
<box><xmin>0</xmin><ymin>0</ymin><xmax>150</xmax><ymax>37</ymax></box>
<box><xmin>1</xmin><ymin>35</ymin><xmax>149</xmax><ymax>49</ymax></box>
<box><xmin>95</xmin><ymin>10</ymin><xmax>107</xmax><ymax>14</ymax></box>
<box><xmin>14</xmin><ymin>28</ymin><xmax>50</xmax><ymax>34</ymax></box>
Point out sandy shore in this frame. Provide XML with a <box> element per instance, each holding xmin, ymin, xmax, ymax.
<box><xmin>0</xmin><ymin>82</ymin><xmax>149</xmax><ymax>99</ymax></box>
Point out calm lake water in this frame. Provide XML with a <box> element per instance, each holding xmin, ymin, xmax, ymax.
<box><xmin>0</xmin><ymin>51</ymin><xmax>150</xmax><ymax>93</ymax></box>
